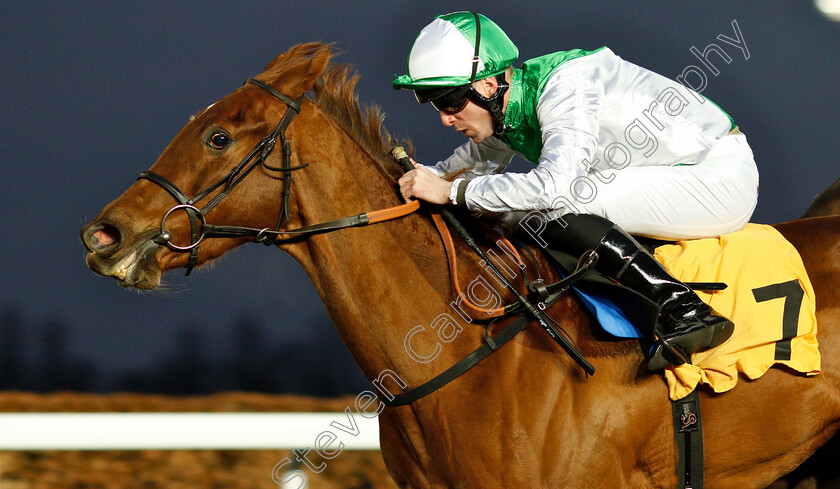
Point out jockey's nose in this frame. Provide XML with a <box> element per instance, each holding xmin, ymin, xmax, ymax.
<box><xmin>439</xmin><ymin>111</ymin><xmax>456</xmax><ymax>127</ymax></box>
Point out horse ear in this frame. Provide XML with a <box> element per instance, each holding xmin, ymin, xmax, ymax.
<box><xmin>259</xmin><ymin>43</ymin><xmax>333</xmax><ymax>97</ymax></box>
<box><xmin>292</xmin><ymin>45</ymin><xmax>331</xmax><ymax>95</ymax></box>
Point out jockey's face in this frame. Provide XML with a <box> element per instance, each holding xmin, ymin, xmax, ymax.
<box><xmin>437</xmin><ymin>76</ymin><xmax>500</xmax><ymax>143</ymax></box>
<box><xmin>438</xmin><ymin>99</ymin><xmax>495</xmax><ymax>143</ymax></box>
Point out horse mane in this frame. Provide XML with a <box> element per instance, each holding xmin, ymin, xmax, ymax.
<box><xmin>261</xmin><ymin>42</ymin><xmax>406</xmax><ymax>182</ymax></box>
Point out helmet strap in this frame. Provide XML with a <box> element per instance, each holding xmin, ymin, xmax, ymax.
<box><xmin>467</xmin><ymin>73</ymin><xmax>509</xmax><ymax>137</ymax></box>
<box><xmin>488</xmin><ymin>99</ymin><xmax>507</xmax><ymax>138</ymax></box>
<box><xmin>466</xmin><ymin>13</ymin><xmax>508</xmax><ymax>136</ymax></box>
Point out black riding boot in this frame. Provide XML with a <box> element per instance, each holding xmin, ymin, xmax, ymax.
<box><xmin>540</xmin><ymin>214</ymin><xmax>734</xmax><ymax>370</ymax></box>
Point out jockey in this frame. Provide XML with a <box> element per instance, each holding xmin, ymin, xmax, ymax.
<box><xmin>393</xmin><ymin>12</ymin><xmax>759</xmax><ymax>370</ymax></box>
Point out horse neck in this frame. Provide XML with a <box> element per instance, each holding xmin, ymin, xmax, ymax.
<box><xmin>280</xmin><ymin>103</ymin><xmax>465</xmax><ymax>381</ymax></box>
<box><xmin>278</xmin><ymin>101</ymin><xmax>630</xmax><ymax>390</ymax></box>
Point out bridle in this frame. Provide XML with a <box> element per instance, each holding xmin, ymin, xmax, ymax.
<box><xmin>139</xmin><ymin>78</ymin><xmax>418</xmax><ymax>275</ymax></box>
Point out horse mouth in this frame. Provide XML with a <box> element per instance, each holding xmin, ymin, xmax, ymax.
<box><xmin>84</xmin><ymin>233</ymin><xmax>164</xmax><ymax>290</ymax></box>
<box><xmin>113</xmin><ymin>251</ymin><xmax>138</xmax><ymax>281</ymax></box>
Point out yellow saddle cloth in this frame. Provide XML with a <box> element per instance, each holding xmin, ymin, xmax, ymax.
<box><xmin>654</xmin><ymin>223</ymin><xmax>820</xmax><ymax>401</ymax></box>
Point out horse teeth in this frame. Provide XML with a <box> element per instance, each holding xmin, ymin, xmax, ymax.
<box><xmin>113</xmin><ymin>252</ymin><xmax>137</xmax><ymax>281</ymax></box>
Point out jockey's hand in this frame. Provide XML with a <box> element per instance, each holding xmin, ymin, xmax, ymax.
<box><xmin>398</xmin><ymin>159</ymin><xmax>453</xmax><ymax>205</ymax></box>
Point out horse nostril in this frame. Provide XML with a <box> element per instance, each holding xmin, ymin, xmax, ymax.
<box><xmin>95</xmin><ymin>225</ymin><xmax>119</xmax><ymax>246</ymax></box>
<box><xmin>84</xmin><ymin>222</ymin><xmax>122</xmax><ymax>252</ymax></box>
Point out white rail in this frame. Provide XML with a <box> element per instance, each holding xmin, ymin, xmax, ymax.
<box><xmin>0</xmin><ymin>413</ymin><xmax>380</xmax><ymax>450</ymax></box>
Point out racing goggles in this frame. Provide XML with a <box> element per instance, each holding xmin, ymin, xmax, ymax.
<box><xmin>414</xmin><ymin>85</ymin><xmax>473</xmax><ymax>114</ymax></box>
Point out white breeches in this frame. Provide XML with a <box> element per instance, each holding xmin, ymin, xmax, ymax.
<box><xmin>577</xmin><ymin>133</ymin><xmax>759</xmax><ymax>240</ymax></box>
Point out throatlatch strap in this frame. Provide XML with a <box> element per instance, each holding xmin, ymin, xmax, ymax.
<box><xmin>672</xmin><ymin>388</ymin><xmax>704</xmax><ymax>488</ymax></box>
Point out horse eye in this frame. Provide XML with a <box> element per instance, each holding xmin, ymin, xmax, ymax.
<box><xmin>207</xmin><ymin>131</ymin><xmax>231</xmax><ymax>149</ymax></box>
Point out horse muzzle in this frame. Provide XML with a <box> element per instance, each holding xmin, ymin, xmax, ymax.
<box><xmin>80</xmin><ymin>219</ymin><xmax>164</xmax><ymax>289</ymax></box>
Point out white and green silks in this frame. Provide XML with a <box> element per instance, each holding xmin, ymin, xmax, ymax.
<box><xmin>430</xmin><ymin>48</ymin><xmax>756</xmax><ymax>240</ymax></box>
<box><xmin>394</xmin><ymin>13</ymin><xmax>757</xmax><ymax>240</ymax></box>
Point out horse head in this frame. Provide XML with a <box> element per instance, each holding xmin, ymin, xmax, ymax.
<box><xmin>81</xmin><ymin>43</ymin><xmax>332</xmax><ymax>289</ymax></box>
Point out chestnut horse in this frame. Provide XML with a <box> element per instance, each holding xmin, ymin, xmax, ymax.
<box><xmin>81</xmin><ymin>43</ymin><xmax>840</xmax><ymax>488</ymax></box>
<box><xmin>803</xmin><ymin>177</ymin><xmax>840</xmax><ymax>218</ymax></box>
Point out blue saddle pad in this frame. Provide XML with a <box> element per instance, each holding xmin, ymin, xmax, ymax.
<box><xmin>555</xmin><ymin>265</ymin><xmax>644</xmax><ymax>339</ymax></box>
<box><xmin>571</xmin><ymin>285</ymin><xmax>644</xmax><ymax>339</ymax></box>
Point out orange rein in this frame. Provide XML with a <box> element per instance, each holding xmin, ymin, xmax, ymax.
<box><xmin>366</xmin><ymin>200</ymin><xmax>421</xmax><ymax>223</ymax></box>
<box><xmin>428</xmin><ymin>211</ymin><xmax>525</xmax><ymax>319</ymax></box>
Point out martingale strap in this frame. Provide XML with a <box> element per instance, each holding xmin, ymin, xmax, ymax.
<box><xmin>381</xmin><ymin>314</ymin><xmax>531</xmax><ymax>407</ymax></box>
<box><xmin>379</xmin><ymin>251</ymin><xmax>596</xmax><ymax>407</ymax></box>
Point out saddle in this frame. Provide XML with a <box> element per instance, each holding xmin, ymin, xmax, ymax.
<box><xmin>506</xmin><ymin>222</ymin><xmax>821</xmax><ymax>399</ymax></box>
<box><xmin>445</xmin><ymin>217</ymin><xmax>820</xmax><ymax>400</ymax></box>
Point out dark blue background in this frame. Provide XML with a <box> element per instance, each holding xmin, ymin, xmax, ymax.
<box><xmin>2</xmin><ymin>1</ymin><xmax>838</xmax><ymax>395</ymax></box>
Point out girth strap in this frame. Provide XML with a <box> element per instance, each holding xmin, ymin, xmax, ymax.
<box><xmin>672</xmin><ymin>388</ymin><xmax>704</xmax><ymax>488</ymax></box>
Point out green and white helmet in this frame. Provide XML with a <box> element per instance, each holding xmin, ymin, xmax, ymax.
<box><xmin>392</xmin><ymin>12</ymin><xmax>519</xmax><ymax>90</ymax></box>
